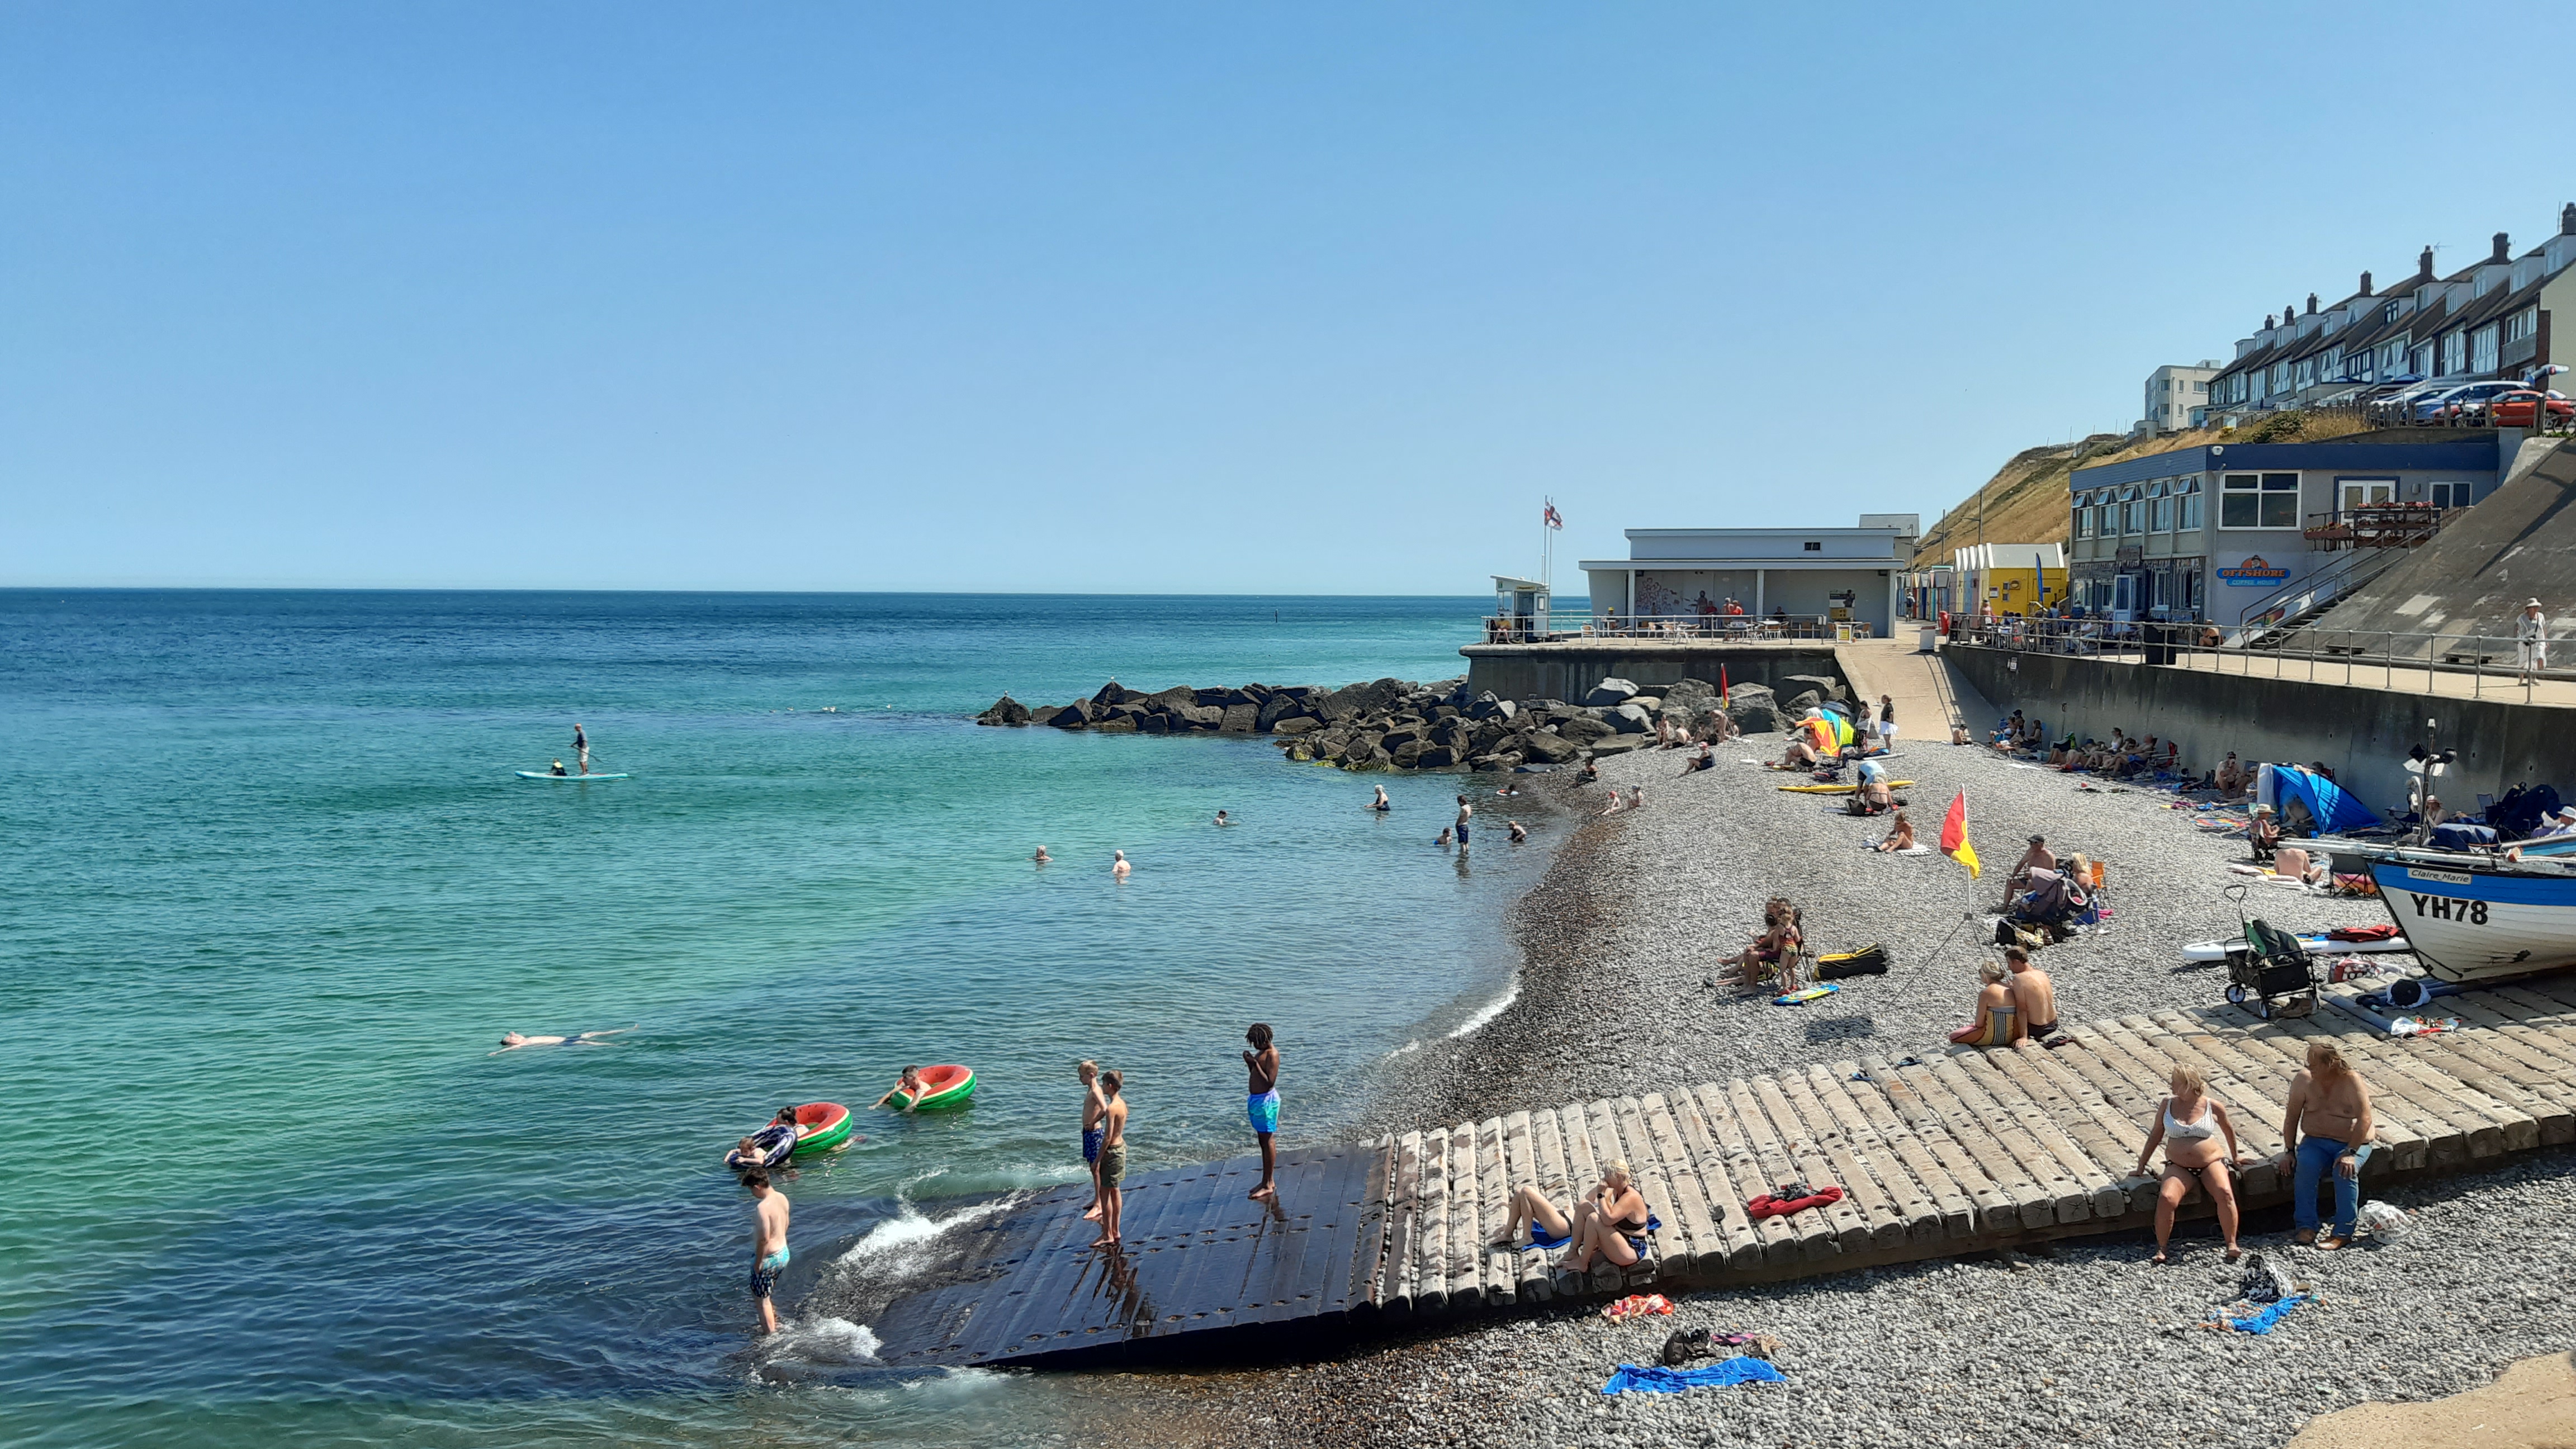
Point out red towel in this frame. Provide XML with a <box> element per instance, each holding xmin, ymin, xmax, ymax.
<box><xmin>1746</xmin><ymin>1186</ymin><xmax>1844</xmax><ymax>1219</ymax></box>
<box><xmin>2329</xmin><ymin>924</ymin><xmax>2400</xmax><ymax>942</ymax></box>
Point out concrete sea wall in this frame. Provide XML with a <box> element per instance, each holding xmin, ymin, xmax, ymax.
<box><xmin>1944</xmin><ymin>645</ymin><xmax>2573</xmax><ymax>813</ymax></box>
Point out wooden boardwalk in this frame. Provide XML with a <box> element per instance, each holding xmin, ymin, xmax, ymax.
<box><xmin>869</xmin><ymin>976</ymin><xmax>2576</xmax><ymax>1369</ymax></box>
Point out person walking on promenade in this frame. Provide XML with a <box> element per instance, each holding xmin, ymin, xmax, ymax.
<box><xmin>1244</xmin><ymin>1023</ymin><xmax>1281</xmax><ymax>1201</ymax></box>
<box><xmin>1079</xmin><ymin>1060</ymin><xmax>1109</xmax><ymax>1222</ymax></box>
<box><xmin>1878</xmin><ymin>694</ymin><xmax>1897</xmax><ymax>750</ymax></box>
<box><xmin>1092</xmin><ymin>1071</ymin><xmax>1128</xmax><ymax>1248</ymax></box>
<box><xmin>2281</xmin><ymin>1041</ymin><xmax>2375</xmax><ymax>1249</ymax></box>
<box><xmin>742</xmin><ymin>1166</ymin><xmax>790</xmax><ymax>1334</ymax></box>
<box><xmin>1454</xmin><ymin>794</ymin><xmax>1473</xmax><ymax>851</ymax></box>
<box><xmin>2517</xmin><ymin>599</ymin><xmax>2549</xmax><ymax>684</ymax></box>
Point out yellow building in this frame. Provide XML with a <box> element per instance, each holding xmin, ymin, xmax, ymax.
<box><xmin>1953</xmin><ymin>543</ymin><xmax>2068</xmax><ymax>618</ymax></box>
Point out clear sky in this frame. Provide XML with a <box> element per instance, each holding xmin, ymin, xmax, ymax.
<box><xmin>3</xmin><ymin>3</ymin><xmax>2564</xmax><ymax>592</ymax></box>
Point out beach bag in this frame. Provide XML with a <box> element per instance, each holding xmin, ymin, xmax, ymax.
<box><xmin>1817</xmin><ymin>945</ymin><xmax>1891</xmax><ymax>979</ymax></box>
<box><xmin>1992</xmin><ymin>920</ymin><xmax>2044</xmax><ymax>951</ymax></box>
<box><xmin>2357</xmin><ymin>1200</ymin><xmax>2411</xmax><ymax>1241</ymax></box>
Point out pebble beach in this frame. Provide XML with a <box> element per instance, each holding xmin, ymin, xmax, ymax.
<box><xmin>1182</xmin><ymin>734</ymin><xmax>2576</xmax><ymax>1448</ymax></box>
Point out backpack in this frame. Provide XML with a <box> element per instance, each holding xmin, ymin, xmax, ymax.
<box><xmin>1817</xmin><ymin>945</ymin><xmax>1891</xmax><ymax>979</ymax></box>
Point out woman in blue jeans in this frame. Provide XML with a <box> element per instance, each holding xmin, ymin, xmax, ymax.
<box><xmin>2279</xmin><ymin>1040</ymin><xmax>2375</xmax><ymax>1249</ymax></box>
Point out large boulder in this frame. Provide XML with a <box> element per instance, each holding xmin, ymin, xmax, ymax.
<box><xmin>1171</xmin><ymin>703</ymin><xmax>1225</xmax><ymax>731</ymax></box>
<box><xmin>975</xmin><ymin>694</ymin><xmax>1032</xmax><ymax>726</ymax></box>
<box><xmin>1784</xmin><ymin>689</ymin><xmax>1822</xmax><ymax>714</ymax></box>
<box><xmin>1138</xmin><ymin>711</ymin><xmax>1172</xmax><ymax>735</ymax></box>
<box><xmin>1091</xmin><ymin>681</ymin><xmax>1135</xmax><ymax>708</ymax></box>
<box><xmin>1782</xmin><ymin>673</ymin><xmax>1845</xmax><ymax>704</ymax></box>
<box><xmin>1521</xmin><ymin>731</ymin><xmax>1580</xmax><ymax>764</ymax></box>
<box><xmin>1558</xmin><ymin>714</ymin><xmax>1615</xmax><ymax>745</ymax></box>
<box><xmin>1611</xmin><ymin>702</ymin><xmax>1654</xmax><ymax>733</ymax></box>
<box><xmin>1274</xmin><ymin>716</ymin><xmax>1323</xmax><ymax>736</ymax></box>
<box><xmin>1470</xmin><ymin>750</ymin><xmax>1523</xmax><ymax>771</ymax></box>
<box><xmin>1585</xmin><ymin>677</ymin><xmax>1640</xmax><ymax>708</ymax></box>
<box><xmin>1415</xmin><ymin>745</ymin><xmax>1459</xmax><ymax>770</ymax></box>
<box><xmin>1628</xmin><ymin>695</ymin><xmax>1663</xmax><ymax>714</ymax></box>
<box><xmin>1219</xmin><ymin>703</ymin><xmax>1259</xmax><ymax>733</ymax></box>
<box><xmin>1589</xmin><ymin>736</ymin><xmax>1642</xmax><ymax>755</ymax></box>
<box><xmin>1044</xmin><ymin>701</ymin><xmax>1093</xmax><ymax>729</ymax></box>
<box><xmin>1390</xmin><ymin>738</ymin><xmax>1429</xmax><ymax>768</ymax></box>
<box><xmin>1662</xmin><ymin>678</ymin><xmax>1719</xmax><ymax>713</ymax></box>
<box><xmin>1467</xmin><ymin>692</ymin><xmax>1516</xmax><ymax>722</ymax></box>
<box><xmin>1093</xmin><ymin>718</ymin><xmax>1138</xmax><ymax>733</ymax></box>
<box><xmin>1256</xmin><ymin>693</ymin><xmax>1310</xmax><ymax>731</ymax></box>
<box><xmin>1145</xmin><ymin>685</ymin><xmax>1197</xmax><ymax>711</ymax></box>
<box><xmin>1196</xmin><ymin>686</ymin><xmax>1250</xmax><ymax>708</ymax></box>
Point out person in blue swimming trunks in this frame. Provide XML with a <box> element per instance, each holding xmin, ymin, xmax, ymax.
<box><xmin>1078</xmin><ymin>1059</ymin><xmax>1109</xmax><ymax>1222</ymax></box>
<box><xmin>742</xmin><ymin>1166</ymin><xmax>790</xmax><ymax>1334</ymax></box>
<box><xmin>1244</xmin><ymin>1023</ymin><xmax>1281</xmax><ymax>1201</ymax></box>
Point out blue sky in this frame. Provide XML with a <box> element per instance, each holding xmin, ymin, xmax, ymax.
<box><xmin>2</xmin><ymin>3</ymin><xmax>2563</xmax><ymax>591</ymax></box>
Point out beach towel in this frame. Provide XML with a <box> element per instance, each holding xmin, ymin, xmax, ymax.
<box><xmin>2209</xmin><ymin>1292</ymin><xmax>2309</xmax><ymax>1335</ymax></box>
<box><xmin>1746</xmin><ymin>1185</ymin><xmax>1843</xmax><ymax>1219</ymax></box>
<box><xmin>1602</xmin><ymin>1357</ymin><xmax>1787</xmax><ymax>1395</ymax></box>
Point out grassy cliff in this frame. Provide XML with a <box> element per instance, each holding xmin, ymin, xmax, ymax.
<box><xmin>1914</xmin><ymin>411</ymin><xmax>2373</xmax><ymax>564</ymax></box>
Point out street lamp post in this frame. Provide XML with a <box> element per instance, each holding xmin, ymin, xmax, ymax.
<box><xmin>2532</xmin><ymin>364</ymin><xmax>2570</xmax><ymax>435</ymax></box>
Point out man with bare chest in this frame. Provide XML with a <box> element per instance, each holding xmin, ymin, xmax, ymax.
<box><xmin>1244</xmin><ymin>1023</ymin><xmax>1281</xmax><ymax>1201</ymax></box>
<box><xmin>2281</xmin><ymin>1041</ymin><xmax>2375</xmax><ymax>1249</ymax></box>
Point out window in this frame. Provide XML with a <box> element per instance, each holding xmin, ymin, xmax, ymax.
<box><xmin>2441</xmin><ymin>331</ymin><xmax>2468</xmax><ymax>375</ymax></box>
<box><xmin>2075</xmin><ymin>506</ymin><xmax>2092</xmax><ymax>539</ymax></box>
<box><xmin>2177</xmin><ymin>493</ymin><xmax>2203</xmax><ymax>531</ymax></box>
<box><xmin>2430</xmin><ymin>481</ymin><xmax>2471</xmax><ymax>509</ymax></box>
<box><xmin>2341</xmin><ymin>479</ymin><xmax>2395</xmax><ymax>511</ymax></box>
<box><xmin>2506</xmin><ymin>308</ymin><xmax>2539</xmax><ymax>344</ymax></box>
<box><xmin>2222</xmin><ymin>472</ymin><xmax>2300</xmax><ymax>528</ymax></box>
<box><xmin>1802</xmin><ymin>541</ymin><xmax>1821</xmax><ymax>552</ymax></box>
<box><xmin>2124</xmin><ymin>499</ymin><xmax>2144</xmax><ymax>534</ymax></box>
<box><xmin>2473</xmin><ymin>325</ymin><xmax>2499</xmax><ymax>375</ymax></box>
<box><xmin>2151</xmin><ymin>495</ymin><xmax>2172</xmax><ymax>532</ymax></box>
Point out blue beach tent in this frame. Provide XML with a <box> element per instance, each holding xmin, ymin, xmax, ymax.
<box><xmin>2258</xmin><ymin>764</ymin><xmax>2378</xmax><ymax>834</ymax></box>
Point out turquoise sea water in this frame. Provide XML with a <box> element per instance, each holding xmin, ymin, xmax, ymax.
<box><xmin>0</xmin><ymin>591</ymin><xmax>1554</xmax><ymax>1448</ymax></box>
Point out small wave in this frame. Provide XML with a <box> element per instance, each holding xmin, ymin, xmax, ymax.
<box><xmin>834</xmin><ymin>1192</ymin><xmax>1015</xmax><ymax>1265</ymax></box>
<box><xmin>768</xmin><ymin>1315</ymin><xmax>882</xmax><ymax>1365</ymax></box>
<box><xmin>1386</xmin><ymin>1038</ymin><xmax>1422</xmax><ymax>1058</ymax></box>
<box><xmin>1445</xmin><ymin>982</ymin><xmax>1519</xmax><ymax>1039</ymax></box>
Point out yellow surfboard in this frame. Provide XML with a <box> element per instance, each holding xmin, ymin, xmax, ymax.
<box><xmin>1776</xmin><ymin>780</ymin><xmax>1914</xmax><ymax>794</ymax></box>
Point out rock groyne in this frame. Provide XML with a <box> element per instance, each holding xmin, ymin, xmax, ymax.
<box><xmin>976</xmin><ymin>673</ymin><xmax>1816</xmax><ymax>773</ymax></box>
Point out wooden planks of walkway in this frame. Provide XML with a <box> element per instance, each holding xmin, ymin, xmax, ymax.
<box><xmin>867</xmin><ymin>979</ymin><xmax>2576</xmax><ymax>1368</ymax></box>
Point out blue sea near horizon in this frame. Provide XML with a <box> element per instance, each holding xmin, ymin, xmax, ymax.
<box><xmin>0</xmin><ymin>590</ymin><xmax>1556</xmax><ymax>1448</ymax></box>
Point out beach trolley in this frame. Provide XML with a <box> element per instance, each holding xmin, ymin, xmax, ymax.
<box><xmin>2220</xmin><ymin>886</ymin><xmax>2319</xmax><ymax>1019</ymax></box>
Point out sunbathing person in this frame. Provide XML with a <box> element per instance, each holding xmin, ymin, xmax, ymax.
<box><xmin>1948</xmin><ymin>960</ymin><xmax>2022</xmax><ymax>1048</ymax></box>
<box><xmin>1874</xmin><ymin>808</ymin><xmax>1916</xmax><ymax>852</ymax></box>
<box><xmin>2000</xmin><ymin>833</ymin><xmax>2056</xmax><ymax>909</ymax></box>
<box><xmin>1680</xmin><ymin>741</ymin><xmax>1715</xmax><ymax>775</ymax></box>
<box><xmin>1773</xmin><ymin>738</ymin><xmax>1821</xmax><ymax>770</ymax></box>
<box><xmin>2134</xmin><ymin>1065</ymin><xmax>2244</xmax><ymax>1263</ymax></box>
<box><xmin>2215</xmin><ymin>753</ymin><xmax>2247</xmax><ymax>798</ymax></box>
<box><xmin>1733</xmin><ymin>900</ymin><xmax>1802</xmax><ymax>990</ymax></box>
<box><xmin>1493</xmin><ymin>1162</ymin><xmax>1650</xmax><ymax>1274</ymax></box>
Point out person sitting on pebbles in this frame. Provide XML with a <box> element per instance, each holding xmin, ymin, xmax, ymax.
<box><xmin>1873</xmin><ymin>808</ymin><xmax>1916</xmax><ymax>853</ymax></box>
<box><xmin>1490</xmin><ymin>1159</ymin><xmax>1651</xmax><ymax>1276</ymax></box>
<box><xmin>1732</xmin><ymin>899</ymin><xmax>1801</xmax><ymax>990</ymax></box>
<box><xmin>1771</xmin><ymin>736</ymin><xmax>1820</xmax><ymax>771</ymax></box>
<box><xmin>2135</xmin><ymin>1064</ymin><xmax>2244</xmax><ymax>1264</ymax></box>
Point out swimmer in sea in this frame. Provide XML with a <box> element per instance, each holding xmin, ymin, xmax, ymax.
<box><xmin>1508</xmin><ymin>819</ymin><xmax>1528</xmax><ymax>843</ymax></box>
<box><xmin>1213</xmin><ymin>810</ymin><xmax>1231</xmax><ymax>826</ymax></box>
<box><xmin>1033</xmin><ymin>845</ymin><xmax>1051</xmax><ymax>864</ymax></box>
<box><xmin>873</xmin><ymin>1066</ymin><xmax>926</xmax><ymax>1113</ymax></box>
<box><xmin>1112</xmin><ymin>849</ymin><xmax>1131</xmax><ymax>879</ymax></box>
<box><xmin>490</xmin><ymin>1025</ymin><xmax>638</xmax><ymax>1055</ymax></box>
<box><xmin>1370</xmin><ymin>784</ymin><xmax>1391</xmax><ymax>812</ymax></box>
<box><xmin>1435</xmin><ymin>827</ymin><xmax>1453</xmax><ymax>847</ymax></box>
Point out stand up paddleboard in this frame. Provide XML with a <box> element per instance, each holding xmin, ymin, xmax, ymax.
<box><xmin>1778</xmin><ymin>780</ymin><xmax>1914</xmax><ymax>794</ymax></box>
<box><xmin>517</xmin><ymin>771</ymin><xmax>630</xmax><ymax>780</ymax></box>
<box><xmin>2180</xmin><ymin>932</ymin><xmax>2410</xmax><ymax>962</ymax></box>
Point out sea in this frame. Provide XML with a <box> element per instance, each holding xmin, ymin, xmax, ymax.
<box><xmin>0</xmin><ymin>590</ymin><xmax>1558</xmax><ymax>1448</ymax></box>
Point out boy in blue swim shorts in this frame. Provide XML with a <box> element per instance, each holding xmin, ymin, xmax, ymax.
<box><xmin>1244</xmin><ymin>1022</ymin><xmax>1281</xmax><ymax>1201</ymax></box>
<box><xmin>1079</xmin><ymin>1059</ymin><xmax>1109</xmax><ymax>1223</ymax></box>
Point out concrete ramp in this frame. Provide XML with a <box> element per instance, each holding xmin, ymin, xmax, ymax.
<box><xmin>1834</xmin><ymin>640</ymin><xmax>2002</xmax><ymax>738</ymax></box>
<box><xmin>2308</xmin><ymin>435</ymin><xmax>2576</xmax><ymax>655</ymax></box>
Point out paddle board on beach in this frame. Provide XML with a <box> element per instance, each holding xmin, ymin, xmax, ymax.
<box><xmin>1773</xmin><ymin>983</ymin><xmax>1840</xmax><ymax>1005</ymax></box>
<box><xmin>2180</xmin><ymin>933</ymin><xmax>2410</xmax><ymax>962</ymax></box>
<box><xmin>516</xmin><ymin>771</ymin><xmax>630</xmax><ymax>780</ymax></box>
<box><xmin>1778</xmin><ymin>780</ymin><xmax>1914</xmax><ymax>794</ymax></box>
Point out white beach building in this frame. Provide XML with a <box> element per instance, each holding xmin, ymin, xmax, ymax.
<box><xmin>1577</xmin><ymin>514</ymin><xmax>1919</xmax><ymax>636</ymax></box>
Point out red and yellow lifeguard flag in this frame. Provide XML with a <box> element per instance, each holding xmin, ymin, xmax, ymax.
<box><xmin>1941</xmin><ymin>789</ymin><xmax>1981</xmax><ymax>878</ymax></box>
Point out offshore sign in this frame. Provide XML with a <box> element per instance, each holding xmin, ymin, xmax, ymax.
<box><xmin>2218</xmin><ymin>555</ymin><xmax>2291</xmax><ymax>586</ymax></box>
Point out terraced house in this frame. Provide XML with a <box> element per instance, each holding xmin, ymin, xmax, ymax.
<box><xmin>2201</xmin><ymin>203</ymin><xmax>2576</xmax><ymax>421</ymax></box>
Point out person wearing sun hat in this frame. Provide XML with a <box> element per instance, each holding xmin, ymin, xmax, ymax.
<box><xmin>2516</xmin><ymin>599</ymin><xmax>2549</xmax><ymax>684</ymax></box>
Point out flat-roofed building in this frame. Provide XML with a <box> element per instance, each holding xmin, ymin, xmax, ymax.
<box><xmin>1578</xmin><ymin>515</ymin><xmax>1917</xmax><ymax>636</ymax></box>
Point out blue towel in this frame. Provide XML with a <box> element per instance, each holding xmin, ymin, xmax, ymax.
<box><xmin>1603</xmin><ymin>1357</ymin><xmax>1787</xmax><ymax>1395</ymax></box>
<box><xmin>1512</xmin><ymin>1214</ymin><xmax>1660</xmax><ymax>1252</ymax></box>
<box><xmin>2217</xmin><ymin>1292</ymin><xmax>2309</xmax><ymax>1334</ymax></box>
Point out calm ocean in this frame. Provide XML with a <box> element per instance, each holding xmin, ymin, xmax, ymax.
<box><xmin>0</xmin><ymin>590</ymin><xmax>1556</xmax><ymax>1448</ymax></box>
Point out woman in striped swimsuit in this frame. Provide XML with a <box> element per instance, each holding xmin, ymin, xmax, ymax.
<box><xmin>1947</xmin><ymin>960</ymin><xmax>2020</xmax><ymax>1048</ymax></box>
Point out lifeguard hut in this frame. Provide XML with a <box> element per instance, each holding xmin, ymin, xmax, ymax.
<box><xmin>1489</xmin><ymin>576</ymin><xmax>1550</xmax><ymax>642</ymax></box>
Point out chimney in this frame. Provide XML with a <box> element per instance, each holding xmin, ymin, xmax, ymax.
<box><xmin>2563</xmin><ymin>202</ymin><xmax>2575</xmax><ymax>236</ymax></box>
<box><xmin>2285</xmin><ymin>301</ymin><xmax>2297</xmax><ymax>325</ymax></box>
<box><xmin>2306</xmin><ymin>293</ymin><xmax>2319</xmax><ymax>314</ymax></box>
<box><xmin>2419</xmin><ymin>245</ymin><xmax>2436</xmax><ymax>280</ymax></box>
<box><xmin>2360</xmin><ymin>269</ymin><xmax>2373</xmax><ymax>295</ymax></box>
<box><xmin>2265</xmin><ymin>314</ymin><xmax>2276</xmax><ymax>330</ymax></box>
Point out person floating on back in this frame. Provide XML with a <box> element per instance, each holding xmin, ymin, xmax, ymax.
<box><xmin>1244</xmin><ymin>1024</ymin><xmax>1281</xmax><ymax>1201</ymax></box>
<box><xmin>1092</xmin><ymin>1070</ymin><xmax>1128</xmax><ymax>1248</ymax></box>
<box><xmin>490</xmin><ymin>1025</ymin><xmax>637</xmax><ymax>1055</ymax></box>
<box><xmin>742</xmin><ymin>1166</ymin><xmax>790</xmax><ymax>1334</ymax></box>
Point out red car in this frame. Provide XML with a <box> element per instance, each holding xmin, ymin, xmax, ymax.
<box><xmin>2483</xmin><ymin>390</ymin><xmax>2574</xmax><ymax>427</ymax></box>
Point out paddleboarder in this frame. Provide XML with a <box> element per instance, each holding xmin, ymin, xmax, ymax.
<box><xmin>572</xmin><ymin>722</ymin><xmax>590</xmax><ymax>774</ymax></box>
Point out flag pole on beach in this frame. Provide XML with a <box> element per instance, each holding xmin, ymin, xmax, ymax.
<box><xmin>1541</xmin><ymin>498</ymin><xmax>1562</xmax><ymax>597</ymax></box>
<box><xmin>1941</xmin><ymin>789</ymin><xmax>1981</xmax><ymax>878</ymax></box>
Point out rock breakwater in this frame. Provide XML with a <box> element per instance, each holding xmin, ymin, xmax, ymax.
<box><xmin>975</xmin><ymin>674</ymin><xmax>1796</xmax><ymax>773</ymax></box>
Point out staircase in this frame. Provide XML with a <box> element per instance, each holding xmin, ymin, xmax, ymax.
<box><xmin>2224</xmin><ymin>548</ymin><xmax>2412</xmax><ymax>650</ymax></box>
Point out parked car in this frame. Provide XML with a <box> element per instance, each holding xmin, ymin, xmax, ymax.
<box><xmin>2483</xmin><ymin>390</ymin><xmax>2575</xmax><ymax>428</ymax></box>
<box><xmin>2430</xmin><ymin>380</ymin><xmax>2527</xmax><ymax>424</ymax></box>
<box><xmin>2375</xmin><ymin>380</ymin><xmax>2459</xmax><ymax>424</ymax></box>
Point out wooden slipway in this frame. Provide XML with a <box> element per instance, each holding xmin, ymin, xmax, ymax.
<box><xmin>869</xmin><ymin>977</ymin><xmax>2576</xmax><ymax>1370</ymax></box>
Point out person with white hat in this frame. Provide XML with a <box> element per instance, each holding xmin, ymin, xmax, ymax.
<box><xmin>2517</xmin><ymin>599</ymin><xmax>2549</xmax><ymax>684</ymax></box>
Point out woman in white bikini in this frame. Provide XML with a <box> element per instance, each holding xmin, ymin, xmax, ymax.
<box><xmin>2134</xmin><ymin>1065</ymin><xmax>2244</xmax><ymax>1263</ymax></box>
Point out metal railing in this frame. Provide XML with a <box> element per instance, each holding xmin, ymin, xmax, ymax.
<box><xmin>1950</xmin><ymin>618</ymin><xmax>2566</xmax><ymax>699</ymax></box>
<box><xmin>1526</xmin><ymin>612</ymin><xmax>1878</xmax><ymax>642</ymax></box>
<box><xmin>2300</xmin><ymin>503</ymin><xmax>2454</xmax><ymax>550</ymax></box>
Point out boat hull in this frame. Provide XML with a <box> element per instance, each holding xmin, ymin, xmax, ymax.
<box><xmin>2367</xmin><ymin>860</ymin><xmax>2576</xmax><ymax>982</ymax></box>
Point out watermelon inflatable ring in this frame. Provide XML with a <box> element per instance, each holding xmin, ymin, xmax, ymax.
<box><xmin>891</xmin><ymin>1064</ymin><xmax>977</xmax><ymax>1110</ymax></box>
